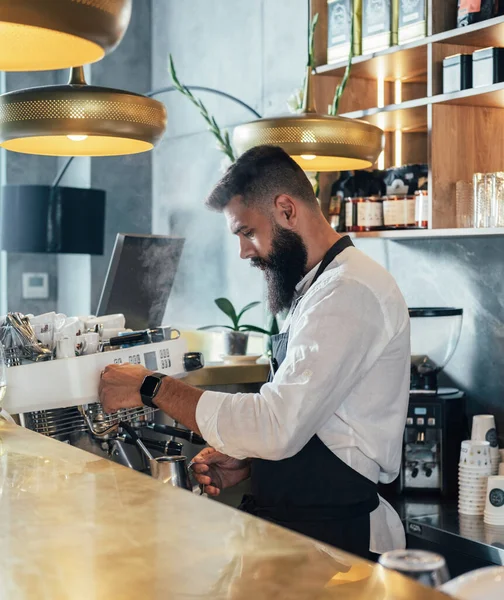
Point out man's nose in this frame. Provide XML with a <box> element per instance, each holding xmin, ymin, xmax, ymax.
<box><xmin>239</xmin><ymin>237</ymin><xmax>255</xmax><ymax>260</ymax></box>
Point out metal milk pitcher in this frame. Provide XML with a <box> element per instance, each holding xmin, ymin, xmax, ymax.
<box><xmin>149</xmin><ymin>455</ymin><xmax>191</xmax><ymax>490</ymax></box>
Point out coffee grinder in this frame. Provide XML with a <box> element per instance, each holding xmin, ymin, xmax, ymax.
<box><xmin>400</xmin><ymin>308</ymin><xmax>468</xmax><ymax>498</ymax></box>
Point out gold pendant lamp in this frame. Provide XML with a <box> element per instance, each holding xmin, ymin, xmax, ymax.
<box><xmin>0</xmin><ymin>0</ymin><xmax>132</xmax><ymax>71</ymax></box>
<box><xmin>233</xmin><ymin>66</ymin><xmax>384</xmax><ymax>172</ymax></box>
<box><xmin>0</xmin><ymin>66</ymin><xmax>167</xmax><ymax>157</ymax></box>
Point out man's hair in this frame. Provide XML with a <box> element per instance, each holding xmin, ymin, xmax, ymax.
<box><xmin>206</xmin><ymin>145</ymin><xmax>318</xmax><ymax>211</ymax></box>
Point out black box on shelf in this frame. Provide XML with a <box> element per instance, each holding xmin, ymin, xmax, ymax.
<box><xmin>327</xmin><ymin>0</ymin><xmax>362</xmax><ymax>64</ymax></box>
<box><xmin>443</xmin><ymin>54</ymin><xmax>473</xmax><ymax>94</ymax></box>
<box><xmin>362</xmin><ymin>0</ymin><xmax>399</xmax><ymax>54</ymax></box>
<box><xmin>398</xmin><ymin>0</ymin><xmax>427</xmax><ymax>44</ymax></box>
<box><xmin>472</xmin><ymin>47</ymin><xmax>504</xmax><ymax>87</ymax></box>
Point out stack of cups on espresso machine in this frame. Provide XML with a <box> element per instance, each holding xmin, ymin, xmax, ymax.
<box><xmin>458</xmin><ymin>440</ymin><xmax>491</xmax><ymax>516</ymax></box>
<box><xmin>471</xmin><ymin>415</ymin><xmax>501</xmax><ymax>475</ymax></box>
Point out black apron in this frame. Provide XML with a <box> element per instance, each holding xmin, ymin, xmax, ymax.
<box><xmin>240</xmin><ymin>236</ymin><xmax>379</xmax><ymax>559</ymax></box>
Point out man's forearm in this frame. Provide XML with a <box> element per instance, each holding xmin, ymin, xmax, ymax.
<box><xmin>154</xmin><ymin>377</ymin><xmax>204</xmax><ymax>435</ymax></box>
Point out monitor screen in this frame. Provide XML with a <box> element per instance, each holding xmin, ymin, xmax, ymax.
<box><xmin>96</xmin><ymin>234</ymin><xmax>185</xmax><ymax>330</ymax></box>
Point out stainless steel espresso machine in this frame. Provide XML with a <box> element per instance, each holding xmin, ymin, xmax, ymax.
<box><xmin>3</xmin><ymin>234</ymin><xmax>208</xmax><ymax>487</ymax></box>
<box><xmin>400</xmin><ymin>308</ymin><xmax>467</xmax><ymax>498</ymax></box>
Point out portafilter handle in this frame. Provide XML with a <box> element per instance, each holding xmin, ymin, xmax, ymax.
<box><xmin>184</xmin><ymin>352</ymin><xmax>204</xmax><ymax>372</ymax></box>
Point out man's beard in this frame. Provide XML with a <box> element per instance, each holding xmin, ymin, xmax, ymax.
<box><xmin>251</xmin><ymin>225</ymin><xmax>308</xmax><ymax>315</ymax></box>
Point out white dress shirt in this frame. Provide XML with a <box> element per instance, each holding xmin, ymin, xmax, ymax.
<box><xmin>196</xmin><ymin>245</ymin><xmax>410</xmax><ymax>553</ymax></box>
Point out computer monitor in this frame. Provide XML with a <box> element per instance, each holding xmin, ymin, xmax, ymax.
<box><xmin>96</xmin><ymin>234</ymin><xmax>185</xmax><ymax>330</ymax></box>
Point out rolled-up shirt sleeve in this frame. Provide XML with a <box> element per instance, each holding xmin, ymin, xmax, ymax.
<box><xmin>196</xmin><ymin>276</ymin><xmax>394</xmax><ymax>460</ymax></box>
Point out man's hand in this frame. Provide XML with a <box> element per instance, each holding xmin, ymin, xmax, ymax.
<box><xmin>191</xmin><ymin>447</ymin><xmax>250</xmax><ymax>496</ymax></box>
<box><xmin>99</xmin><ymin>363</ymin><xmax>151</xmax><ymax>413</ymax></box>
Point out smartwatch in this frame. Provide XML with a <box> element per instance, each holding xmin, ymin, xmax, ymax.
<box><xmin>140</xmin><ymin>372</ymin><xmax>166</xmax><ymax>408</ymax></box>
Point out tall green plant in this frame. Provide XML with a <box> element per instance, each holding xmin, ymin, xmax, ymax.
<box><xmin>329</xmin><ymin>16</ymin><xmax>354</xmax><ymax>116</ymax></box>
<box><xmin>169</xmin><ymin>55</ymin><xmax>236</xmax><ymax>163</ymax></box>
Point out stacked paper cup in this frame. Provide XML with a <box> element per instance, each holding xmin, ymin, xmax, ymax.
<box><xmin>484</xmin><ymin>476</ymin><xmax>504</xmax><ymax>526</ymax></box>
<box><xmin>459</xmin><ymin>440</ymin><xmax>491</xmax><ymax>516</ymax></box>
<box><xmin>471</xmin><ymin>415</ymin><xmax>500</xmax><ymax>475</ymax></box>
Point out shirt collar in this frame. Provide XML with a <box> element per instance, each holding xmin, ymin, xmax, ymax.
<box><xmin>295</xmin><ymin>261</ymin><xmax>322</xmax><ymax>295</ymax></box>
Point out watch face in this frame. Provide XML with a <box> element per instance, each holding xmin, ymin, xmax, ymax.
<box><xmin>141</xmin><ymin>375</ymin><xmax>160</xmax><ymax>398</ymax></box>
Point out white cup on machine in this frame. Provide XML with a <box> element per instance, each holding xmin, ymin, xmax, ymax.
<box><xmin>55</xmin><ymin>335</ymin><xmax>76</xmax><ymax>359</ymax></box>
<box><xmin>80</xmin><ymin>332</ymin><xmax>100</xmax><ymax>355</ymax></box>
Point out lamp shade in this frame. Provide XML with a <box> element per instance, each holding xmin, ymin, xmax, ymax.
<box><xmin>0</xmin><ymin>67</ymin><xmax>167</xmax><ymax>157</ymax></box>
<box><xmin>233</xmin><ymin>113</ymin><xmax>384</xmax><ymax>172</ymax></box>
<box><xmin>1</xmin><ymin>184</ymin><xmax>105</xmax><ymax>255</ymax></box>
<box><xmin>233</xmin><ymin>67</ymin><xmax>384</xmax><ymax>172</ymax></box>
<box><xmin>0</xmin><ymin>0</ymin><xmax>132</xmax><ymax>71</ymax></box>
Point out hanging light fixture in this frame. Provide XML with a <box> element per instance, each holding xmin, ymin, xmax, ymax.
<box><xmin>233</xmin><ymin>65</ymin><xmax>383</xmax><ymax>172</ymax></box>
<box><xmin>234</xmin><ymin>0</ymin><xmax>383</xmax><ymax>172</ymax></box>
<box><xmin>0</xmin><ymin>0</ymin><xmax>132</xmax><ymax>71</ymax></box>
<box><xmin>0</xmin><ymin>66</ymin><xmax>167</xmax><ymax>157</ymax></box>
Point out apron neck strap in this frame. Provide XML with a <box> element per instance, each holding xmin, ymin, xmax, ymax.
<box><xmin>311</xmin><ymin>236</ymin><xmax>354</xmax><ymax>287</ymax></box>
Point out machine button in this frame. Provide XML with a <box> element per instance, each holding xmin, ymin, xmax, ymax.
<box><xmin>428</xmin><ymin>418</ymin><xmax>436</xmax><ymax>426</ymax></box>
<box><xmin>416</xmin><ymin>418</ymin><xmax>425</xmax><ymax>426</ymax></box>
<box><xmin>406</xmin><ymin>417</ymin><xmax>414</xmax><ymax>426</ymax></box>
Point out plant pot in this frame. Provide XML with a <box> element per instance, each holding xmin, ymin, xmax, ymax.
<box><xmin>224</xmin><ymin>331</ymin><xmax>249</xmax><ymax>356</ymax></box>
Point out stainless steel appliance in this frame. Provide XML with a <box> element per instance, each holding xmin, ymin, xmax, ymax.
<box><xmin>400</xmin><ymin>308</ymin><xmax>467</xmax><ymax>497</ymax></box>
<box><xmin>5</xmin><ymin>332</ymin><xmax>206</xmax><ymax>483</ymax></box>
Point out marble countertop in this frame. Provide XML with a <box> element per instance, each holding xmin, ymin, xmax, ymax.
<box><xmin>0</xmin><ymin>422</ymin><xmax>449</xmax><ymax>600</ymax></box>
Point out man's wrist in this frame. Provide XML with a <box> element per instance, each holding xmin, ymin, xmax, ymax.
<box><xmin>140</xmin><ymin>372</ymin><xmax>166</xmax><ymax>408</ymax></box>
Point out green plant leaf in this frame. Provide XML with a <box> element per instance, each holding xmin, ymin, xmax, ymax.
<box><xmin>239</xmin><ymin>324</ymin><xmax>271</xmax><ymax>335</ymax></box>
<box><xmin>236</xmin><ymin>301</ymin><xmax>261</xmax><ymax>323</ymax></box>
<box><xmin>269</xmin><ymin>315</ymin><xmax>280</xmax><ymax>336</ymax></box>
<box><xmin>198</xmin><ymin>325</ymin><xmax>237</xmax><ymax>331</ymax></box>
<box><xmin>214</xmin><ymin>298</ymin><xmax>238</xmax><ymax>328</ymax></box>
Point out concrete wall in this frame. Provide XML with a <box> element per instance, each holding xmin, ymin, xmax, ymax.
<box><xmin>1</xmin><ymin>0</ymin><xmax>153</xmax><ymax>317</ymax></box>
<box><xmin>151</xmin><ymin>0</ymin><xmax>504</xmax><ymax>429</ymax></box>
<box><xmin>151</xmin><ymin>0</ymin><xmax>308</xmax><ymax>329</ymax></box>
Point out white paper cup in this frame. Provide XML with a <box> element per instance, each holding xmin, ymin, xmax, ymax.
<box><xmin>472</xmin><ymin>415</ymin><xmax>499</xmax><ymax>455</ymax></box>
<box><xmin>459</xmin><ymin>506</ymin><xmax>484</xmax><ymax>516</ymax></box>
<box><xmin>460</xmin><ymin>440</ymin><xmax>491</xmax><ymax>469</ymax></box>
<box><xmin>484</xmin><ymin>476</ymin><xmax>504</xmax><ymax>520</ymax></box>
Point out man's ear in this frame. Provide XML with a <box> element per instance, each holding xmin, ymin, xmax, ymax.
<box><xmin>274</xmin><ymin>194</ymin><xmax>297</xmax><ymax>228</ymax></box>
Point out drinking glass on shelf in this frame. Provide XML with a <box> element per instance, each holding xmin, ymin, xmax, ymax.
<box><xmin>473</xmin><ymin>173</ymin><xmax>492</xmax><ymax>228</ymax></box>
<box><xmin>455</xmin><ymin>181</ymin><xmax>474</xmax><ymax>228</ymax></box>
<box><xmin>490</xmin><ymin>172</ymin><xmax>504</xmax><ymax>228</ymax></box>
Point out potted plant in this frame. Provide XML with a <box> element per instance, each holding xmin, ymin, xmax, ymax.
<box><xmin>200</xmin><ymin>298</ymin><xmax>272</xmax><ymax>356</ymax></box>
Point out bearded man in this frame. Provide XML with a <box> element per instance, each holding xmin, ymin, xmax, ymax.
<box><xmin>100</xmin><ymin>145</ymin><xmax>410</xmax><ymax>560</ymax></box>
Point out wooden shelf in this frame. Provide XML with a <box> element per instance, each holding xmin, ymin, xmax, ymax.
<box><xmin>317</xmin><ymin>38</ymin><xmax>428</xmax><ymax>82</ymax></box>
<box><xmin>340</xmin><ymin>82</ymin><xmax>504</xmax><ymax>132</ymax></box>
<box><xmin>341</xmin><ymin>98</ymin><xmax>428</xmax><ymax>132</ymax></box>
<box><xmin>433</xmin><ymin>81</ymin><xmax>504</xmax><ymax>108</ymax></box>
<box><xmin>318</xmin><ymin>16</ymin><xmax>504</xmax><ymax>84</ymax></box>
<box><xmin>431</xmin><ymin>15</ymin><xmax>504</xmax><ymax>47</ymax></box>
<box><xmin>347</xmin><ymin>228</ymin><xmax>504</xmax><ymax>240</ymax></box>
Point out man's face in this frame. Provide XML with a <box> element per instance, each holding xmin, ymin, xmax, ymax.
<box><xmin>224</xmin><ymin>196</ymin><xmax>308</xmax><ymax>315</ymax></box>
